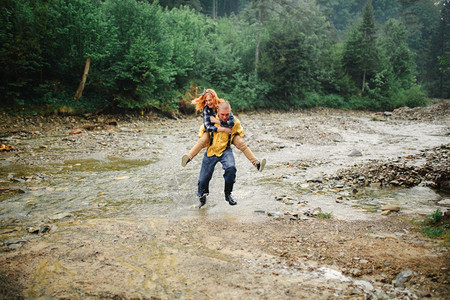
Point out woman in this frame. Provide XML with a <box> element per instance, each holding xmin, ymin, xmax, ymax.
<box><xmin>181</xmin><ymin>89</ymin><xmax>265</xmax><ymax>172</ymax></box>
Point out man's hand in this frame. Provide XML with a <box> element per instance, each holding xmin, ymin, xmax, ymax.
<box><xmin>218</xmin><ymin>127</ymin><xmax>232</xmax><ymax>134</ymax></box>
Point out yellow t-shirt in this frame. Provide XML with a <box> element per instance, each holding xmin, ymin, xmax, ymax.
<box><xmin>198</xmin><ymin>117</ymin><xmax>245</xmax><ymax>157</ymax></box>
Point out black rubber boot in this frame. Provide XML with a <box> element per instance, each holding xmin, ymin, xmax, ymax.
<box><xmin>197</xmin><ymin>194</ymin><xmax>207</xmax><ymax>209</ymax></box>
<box><xmin>225</xmin><ymin>193</ymin><xmax>237</xmax><ymax>205</ymax></box>
<box><xmin>224</xmin><ymin>182</ymin><xmax>237</xmax><ymax>205</ymax></box>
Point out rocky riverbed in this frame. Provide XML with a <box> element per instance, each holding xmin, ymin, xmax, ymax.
<box><xmin>0</xmin><ymin>100</ymin><xmax>449</xmax><ymax>299</ymax></box>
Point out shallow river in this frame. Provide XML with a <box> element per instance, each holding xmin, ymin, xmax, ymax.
<box><xmin>0</xmin><ymin>111</ymin><xmax>449</xmax><ymax>230</ymax></box>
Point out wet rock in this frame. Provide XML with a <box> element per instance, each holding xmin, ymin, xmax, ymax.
<box><xmin>304</xmin><ymin>207</ymin><xmax>322</xmax><ymax>217</ymax></box>
<box><xmin>11</xmin><ymin>178</ymin><xmax>26</xmax><ymax>183</ymax></box>
<box><xmin>26</xmin><ymin>224</ymin><xmax>51</xmax><ymax>234</ymax></box>
<box><xmin>0</xmin><ymin>187</ymin><xmax>25</xmax><ymax>194</ymax></box>
<box><xmin>440</xmin><ymin>180</ymin><xmax>450</xmax><ymax>192</ymax></box>
<box><xmin>4</xmin><ymin>238</ymin><xmax>27</xmax><ymax>248</ymax></box>
<box><xmin>370</xmin><ymin>182</ymin><xmax>381</xmax><ymax>188</ymax></box>
<box><xmin>348</xmin><ymin>149</ymin><xmax>363</xmax><ymax>157</ymax></box>
<box><xmin>394</xmin><ymin>269</ymin><xmax>414</xmax><ymax>287</ymax></box>
<box><xmin>274</xmin><ymin>195</ymin><xmax>296</xmax><ymax>204</ymax></box>
<box><xmin>418</xmin><ymin>290</ymin><xmax>432</xmax><ymax>297</ymax></box>
<box><xmin>333</xmin><ymin>144</ymin><xmax>449</xmax><ymax>191</ymax></box>
<box><xmin>26</xmin><ymin>226</ymin><xmax>40</xmax><ymax>234</ymax></box>
<box><xmin>50</xmin><ymin>212</ymin><xmax>73</xmax><ymax>221</ymax></box>
<box><xmin>381</xmin><ymin>205</ymin><xmax>400</xmax><ymax>212</ymax></box>
<box><xmin>437</xmin><ymin>199</ymin><xmax>450</xmax><ymax>207</ymax></box>
<box><xmin>306</xmin><ymin>177</ymin><xmax>323</xmax><ymax>183</ymax></box>
<box><xmin>354</xmin><ymin>279</ymin><xmax>374</xmax><ymax>292</ymax></box>
<box><xmin>70</xmin><ymin>129</ymin><xmax>82</xmax><ymax>135</ymax></box>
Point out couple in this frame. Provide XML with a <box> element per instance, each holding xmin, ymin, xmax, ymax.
<box><xmin>182</xmin><ymin>89</ymin><xmax>266</xmax><ymax>208</ymax></box>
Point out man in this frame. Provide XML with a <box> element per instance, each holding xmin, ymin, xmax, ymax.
<box><xmin>196</xmin><ymin>101</ymin><xmax>244</xmax><ymax>208</ymax></box>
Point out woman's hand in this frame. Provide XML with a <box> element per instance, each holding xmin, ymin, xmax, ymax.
<box><xmin>210</xmin><ymin>116</ymin><xmax>220</xmax><ymax>124</ymax></box>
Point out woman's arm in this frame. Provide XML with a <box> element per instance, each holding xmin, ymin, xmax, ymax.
<box><xmin>202</xmin><ymin>107</ymin><xmax>218</xmax><ymax>132</ymax></box>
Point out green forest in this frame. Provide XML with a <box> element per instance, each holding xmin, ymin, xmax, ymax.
<box><xmin>1</xmin><ymin>0</ymin><xmax>449</xmax><ymax>114</ymax></box>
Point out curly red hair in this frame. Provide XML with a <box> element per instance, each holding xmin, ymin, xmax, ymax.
<box><xmin>191</xmin><ymin>89</ymin><xmax>224</xmax><ymax>112</ymax></box>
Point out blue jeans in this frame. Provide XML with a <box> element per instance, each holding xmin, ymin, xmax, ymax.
<box><xmin>197</xmin><ymin>148</ymin><xmax>236</xmax><ymax>197</ymax></box>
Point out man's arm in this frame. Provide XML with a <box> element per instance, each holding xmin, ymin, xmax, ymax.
<box><xmin>210</xmin><ymin>115</ymin><xmax>232</xmax><ymax>134</ymax></box>
<box><xmin>217</xmin><ymin>127</ymin><xmax>232</xmax><ymax>134</ymax></box>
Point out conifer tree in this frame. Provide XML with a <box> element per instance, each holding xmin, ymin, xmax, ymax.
<box><xmin>342</xmin><ymin>0</ymin><xmax>381</xmax><ymax>93</ymax></box>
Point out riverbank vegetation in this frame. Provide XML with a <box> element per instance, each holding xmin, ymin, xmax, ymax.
<box><xmin>1</xmin><ymin>0</ymin><xmax>448</xmax><ymax>115</ymax></box>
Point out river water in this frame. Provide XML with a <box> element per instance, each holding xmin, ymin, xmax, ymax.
<box><xmin>0</xmin><ymin>111</ymin><xmax>449</xmax><ymax>232</ymax></box>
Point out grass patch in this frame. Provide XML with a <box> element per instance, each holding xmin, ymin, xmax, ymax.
<box><xmin>415</xmin><ymin>209</ymin><xmax>450</xmax><ymax>245</ymax></box>
<box><xmin>316</xmin><ymin>212</ymin><xmax>332</xmax><ymax>219</ymax></box>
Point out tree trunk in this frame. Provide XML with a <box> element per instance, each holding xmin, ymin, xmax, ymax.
<box><xmin>255</xmin><ymin>0</ymin><xmax>262</xmax><ymax>77</ymax></box>
<box><xmin>212</xmin><ymin>0</ymin><xmax>217</xmax><ymax>19</ymax></box>
<box><xmin>361</xmin><ymin>70</ymin><xmax>366</xmax><ymax>92</ymax></box>
<box><xmin>74</xmin><ymin>56</ymin><xmax>91</xmax><ymax>101</ymax></box>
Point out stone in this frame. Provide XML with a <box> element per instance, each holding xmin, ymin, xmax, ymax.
<box><xmin>348</xmin><ymin>149</ymin><xmax>363</xmax><ymax>157</ymax></box>
<box><xmin>440</xmin><ymin>180</ymin><xmax>450</xmax><ymax>192</ymax></box>
<box><xmin>370</xmin><ymin>182</ymin><xmax>382</xmax><ymax>188</ymax></box>
<box><xmin>381</xmin><ymin>205</ymin><xmax>400</xmax><ymax>212</ymax></box>
<box><xmin>394</xmin><ymin>270</ymin><xmax>413</xmax><ymax>287</ymax></box>
<box><xmin>437</xmin><ymin>199</ymin><xmax>450</xmax><ymax>207</ymax></box>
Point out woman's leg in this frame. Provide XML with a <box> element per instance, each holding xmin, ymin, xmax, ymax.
<box><xmin>232</xmin><ymin>135</ymin><xmax>266</xmax><ymax>172</ymax></box>
<box><xmin>188</xmin><ymin>132</ymin><xmax>210</xmax><ymax>159</ymax></box>
<box><xmin>232</xmin><ymin>135</ymin><xmax>258</xmax><ymax>165</ymax></box>
<box><xmin>182</xmin><ymin>132</ymin><xmax>210</xmax><ymax>167</ymax></box>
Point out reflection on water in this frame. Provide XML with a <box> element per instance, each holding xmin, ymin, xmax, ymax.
<box><xmin>0</xmin><ymin>157</ymin><xmax>164</xmax><ymax>232</ymax></box>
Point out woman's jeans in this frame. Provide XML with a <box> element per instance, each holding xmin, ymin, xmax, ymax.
<box><xmin>197</xmin><ymin>148</ymin><xmax>236</xmax><ymax>197</ymax></box>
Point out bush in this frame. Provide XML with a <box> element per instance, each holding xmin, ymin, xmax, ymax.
<box><xmin>395</xmin><ymin>85</ymin><xmax>429</xmax><ymax>108</ymax></box>
<box><xmin>344</xmin><ymin>95</ymin><xmax>374</xmax><ymax>110</ymax></box>
<box><xmin>317</xmin><ymin>94</ymin><xmax>345</xmax><ymax>108</ymax></box>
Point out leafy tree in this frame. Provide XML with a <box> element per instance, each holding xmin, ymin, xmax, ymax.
<box><xmin>164</xmin><ymin>6</ymin><xmax>202</xmax><ymax>89</ymax></box>
<box><xmin>0</xmin><ymin>0</ymin><xmax>51</xmax><ymax>106</ymax></box>
<box><xmin>257</xmin><ymin>0</ymin><xmax>334</xmax><ymax>108</ymax></box>
<box><xmin>102</xmin><ymin>0</ymin><xmax>176</xmax><ymax>110</ymax></box>
<box><xmin>0</xmin><ymin>0</ymin><xmax>113</xmax><ymax>109</ymax></box>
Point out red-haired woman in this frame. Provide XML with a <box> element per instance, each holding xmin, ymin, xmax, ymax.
<box><xmin>182</xmin><ymin>89</ymin><xmax>265</xmax><ymax>172</ymax></box>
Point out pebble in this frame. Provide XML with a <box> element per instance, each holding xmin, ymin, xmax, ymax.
<box><xmin>381</xmin><ymin>205</ymin><xmax>400</xmax><ymax>212</ymax></box>
<box><xmin>335</xmin><ymin>144</ymin><xmax>449</xmax><ymax>191</ymax></box>
<box><xmin>394</xmin><ymin>269</ymin><xmax>414</xmax><ymax>287</ymax></box>
<box><xmin>437</xmin><ymin>199</ymin><xmax>450</xmax><ymax>207</ymax></box>
<box><xmin>348</xmin><ymin>149</ymin><xmax>363</xmax><ymax>157</ymax></box>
